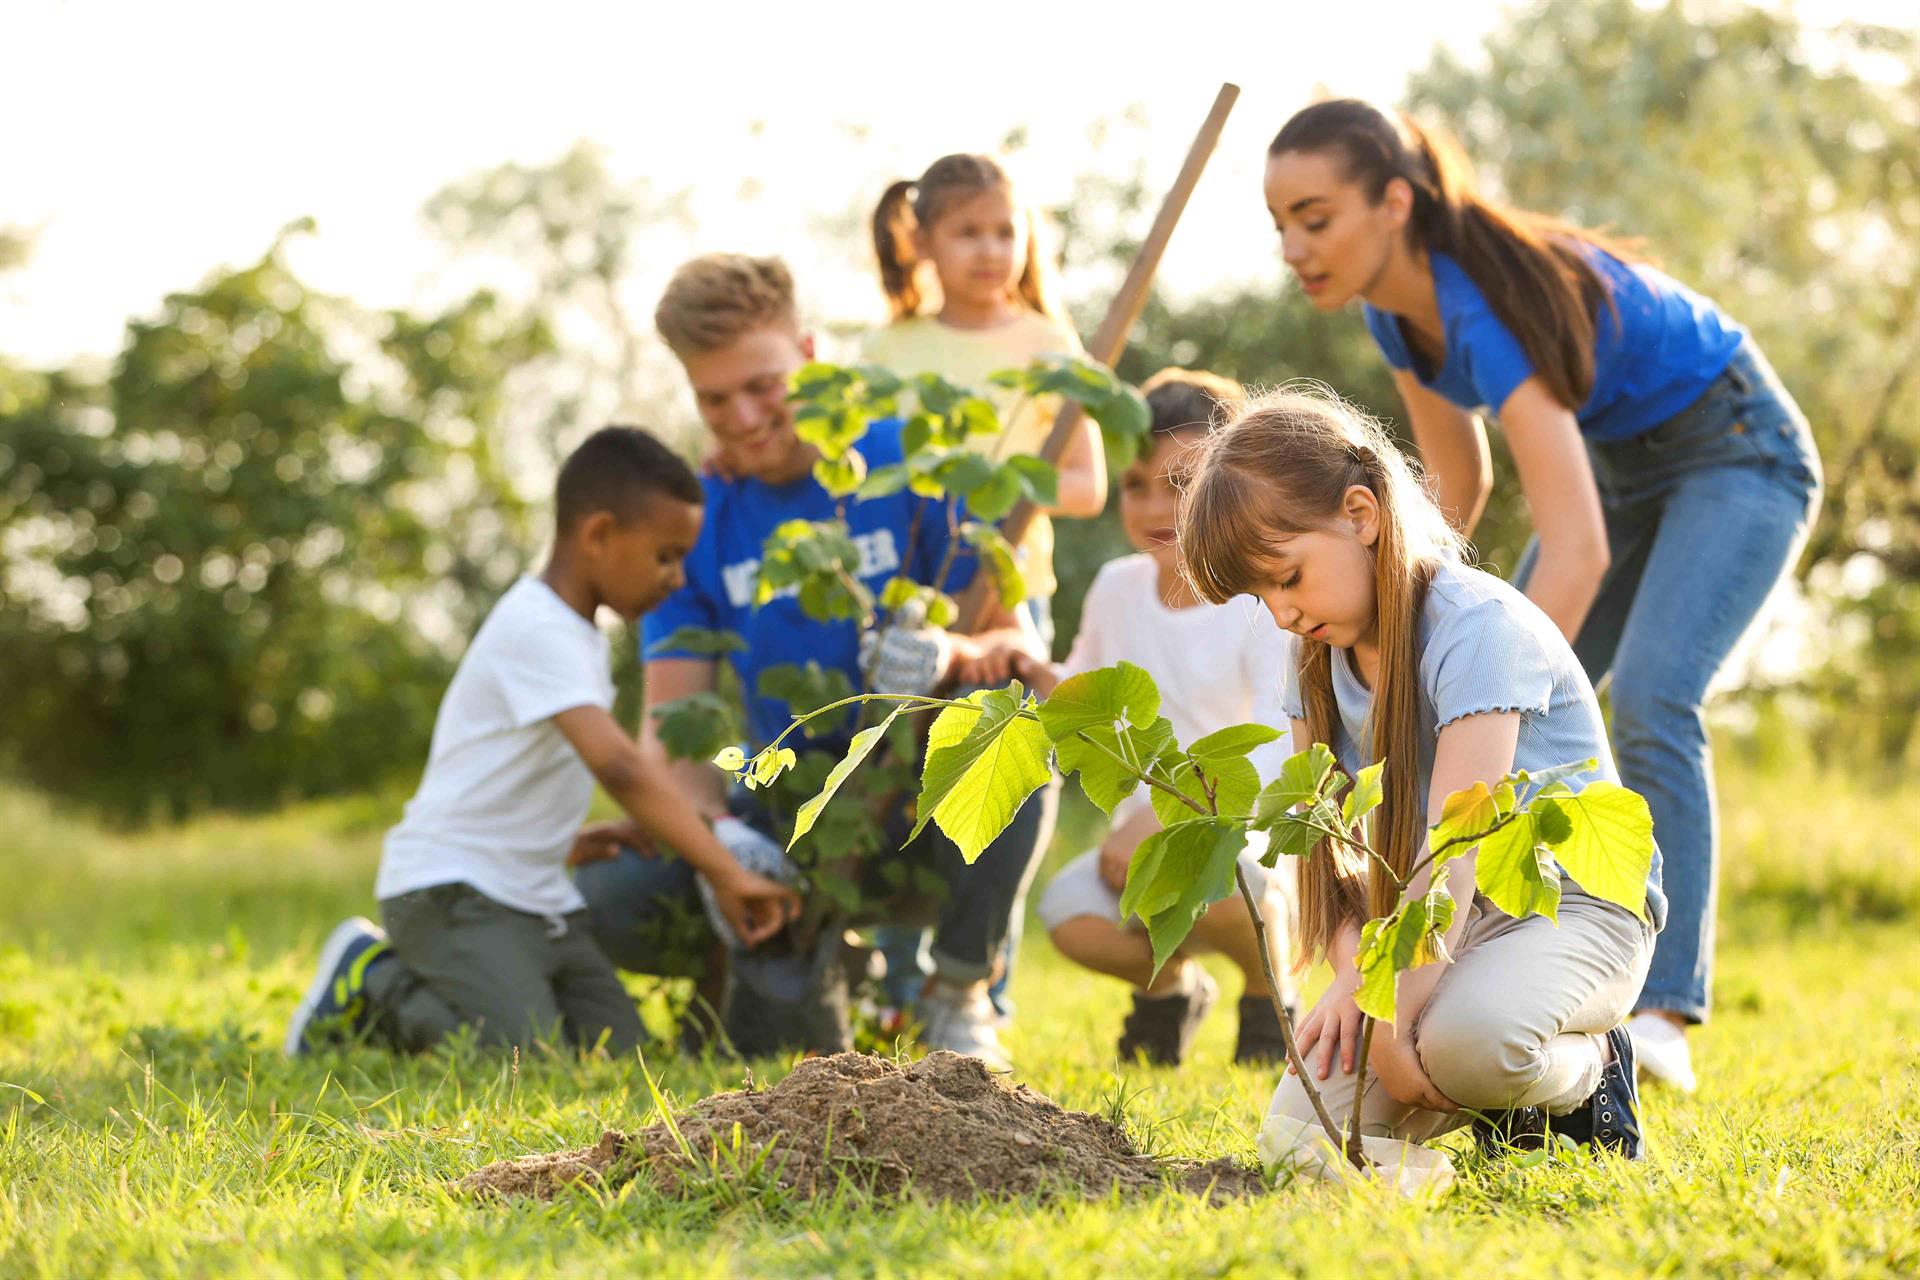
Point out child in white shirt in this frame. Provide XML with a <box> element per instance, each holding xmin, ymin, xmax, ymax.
<box><xmin>285</xmin><ymin>427</ymin><xmax>799</xmax><ymax>1057</ymax></box>
<box><xmin>983</xmin><ymin>370</ymin><xmax>1298</xmax><ymax>1065</ymax></box>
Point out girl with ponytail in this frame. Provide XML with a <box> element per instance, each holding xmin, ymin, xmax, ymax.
<box><xmin>1179</xmin><ymin>386</ymin><xmax>1663</xmax><ymax>1170</ymax></box>
<box><xmin>862</xmin><ymin>154</ymin><xmax>1102</xmax><ymax>1025</ymax></box>
<box><xmin>1263</xmin><ymin>99</ymin><xmax>1822</xmax><ymax>1091</ymax></box>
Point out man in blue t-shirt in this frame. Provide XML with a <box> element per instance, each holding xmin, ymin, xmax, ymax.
<box><xmin>572</xmin><ymin>253</ymin><xmax>1050</xmax><ymax>1069</ymax></box>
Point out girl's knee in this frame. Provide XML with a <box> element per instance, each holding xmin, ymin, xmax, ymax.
<box><xmin>1047</xmin><ymin>917</ymin><xmax>1118</xmax><ymax>963</ymax></box>
<box><xmin>1416</xmin><ymin>1011</ymin><xmax>1537</xmax><ymax>1111</ymax></box>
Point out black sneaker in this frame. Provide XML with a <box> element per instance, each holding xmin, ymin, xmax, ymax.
<box><xmin>1471</xmin><ymin>1106</ymin><xmax>1550</xmax><ymax>1155</ymax></box>
<box><xmin>1232</xmin><ymin>993</ymin><xmax>1298</xmax><ymax>1066</ymax></box>
<box><xmin>1556</xmin><ymin>1024</ymin><xmax>1645</xmax><ymax>1159</ymax></box>
<box><xmin>1117</xmin><ymin>965</ymin><xmax>1218</xmax><ymax>1065</ymax></box>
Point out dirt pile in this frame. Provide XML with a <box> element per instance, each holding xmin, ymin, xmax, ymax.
<box><xmin>460</xmin><ymin>1050</ymin><xmax>1266</xmax><ymax>1204</ymax></box>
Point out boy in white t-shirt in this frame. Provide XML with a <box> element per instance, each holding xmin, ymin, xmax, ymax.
<box><xmin>981</xmin><ymin>370</ymin><xmax>1298</xmax><ymax>1066</ymax></box>
<box><xmin>285</xmin><ymin>427</ymin><xmax>800</xmax><ymax>1057</ymax></box>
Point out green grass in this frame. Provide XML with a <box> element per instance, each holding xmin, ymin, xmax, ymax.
<box><xmin>2</xmin><ymin>750</ymin><xmax>1918</xmax><ymax>1278</ymax></box>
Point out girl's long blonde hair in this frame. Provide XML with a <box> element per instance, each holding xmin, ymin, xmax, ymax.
<box><xmin>871</xmin><ymin>153</ymin><xmax>1061</xmax><ymax>321</ymax></box>
<box><xmin>1177</xmin><ymin>386</ymin><xmax>1464</xmax><ymax>965</ymax></box>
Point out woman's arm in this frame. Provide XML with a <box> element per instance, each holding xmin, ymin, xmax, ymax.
<box><xmin>1497</xmin><ymin>378</ymin><xmax>1611</xmax><ymax>643</ymax></box>
<box><xmin>1393</xmin><ymin>368</ymin><xmax>1494</xmax><ymax>536</ymax></box>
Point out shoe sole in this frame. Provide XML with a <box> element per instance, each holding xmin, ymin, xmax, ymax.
<box><xmin>283</xmin><ymin>917</ymin><xmax>378</xmax><ymax>1057</ymax></box>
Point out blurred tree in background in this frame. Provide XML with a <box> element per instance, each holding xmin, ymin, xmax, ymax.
<box><xmin>2</xmin><ymin>0</ymin><xmax>1915</xmax><ymax>821</ymax></box>
<box><xmin>0</xmin><ymin>225</ymin><xmax>550</xmax><ymax>819</ymax></box>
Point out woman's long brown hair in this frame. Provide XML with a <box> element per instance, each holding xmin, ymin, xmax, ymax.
<box><xmin>1177</xmin><ymin>387</ymin><xmax>1464</xmax><ymax>965</ymax></box>
<box><xmin>1271</xmin><ymin>99</ymin><xmax>1636</xmax><ymax>411</ymax></box>
<box><xmin>870</xmin><ymin>153</ymin><xmax>1061</xmax><ymax>321</ymax></box>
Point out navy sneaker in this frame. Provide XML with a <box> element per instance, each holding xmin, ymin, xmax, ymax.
<box><xmin>284</xmin><ymin>917</ymin><xmax>391</xmax><ymax>1056</ymax></box>
<box><xmin>1470</xmin><ymin>1105</ymin><xmax>1550</xmax><ymax>1156</ymax></box>
<box><xmin>1556</xmin><ymin>1024</ymin><xmax>1645</xmax><ymax>1158</ymax></box>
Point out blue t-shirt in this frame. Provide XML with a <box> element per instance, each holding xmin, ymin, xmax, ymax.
<box><xmin>643</xmin><ymin>420</ymin><xmax>975</xmax><ymax>750</ymax></box>
<box><xmin>1364</xmin><ymin>248</ymin><xmax>1745</xmax><ymax>443</ymax></box>
<box><xmin>1277</xmin><ymin>560</ymin><xmax>1667</xmax><ymax>929</ymax></box>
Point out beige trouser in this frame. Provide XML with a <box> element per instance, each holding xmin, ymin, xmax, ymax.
<box><xmin>1263</xmin><ymin>887</ymin><xmax>1654</xmax><ymax>1172</ymax></box>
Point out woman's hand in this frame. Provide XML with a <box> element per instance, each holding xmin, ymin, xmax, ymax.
<box><xmin>1292</xmin><ymin>969</ymin><xmax>1363</xmax><ymax>1080</ymax></box>
<box><xmin>1367</xmin><ymin>1025</ymin><xmax>1457</xmax><ymax>1112</ymax></box>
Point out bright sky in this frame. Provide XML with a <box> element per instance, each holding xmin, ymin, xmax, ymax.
<box><xmin>2</xmin><ymin>0</ymin><xmax>1527</xmax><ymax>367</ymax></box>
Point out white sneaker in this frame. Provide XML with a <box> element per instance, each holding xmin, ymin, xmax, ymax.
<box><xmin>918</xmin><ymin>979</ymin><xmax>1013</xmax><ymax>1073</ymax></box>
<box><xmin>1627</xmin><ymin>1011</ymin><xmax>1697</xmax><ymax>1093</ymax></box>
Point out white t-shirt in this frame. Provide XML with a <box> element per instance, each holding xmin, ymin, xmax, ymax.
<box><xmin>376</xmin><ymin>577</ymin><xmax>614</xmax><ymax>915</ymax></box>
<box><xmin>1062</xmin><ymin>554</ymin><xmax>1294</xmax><ymax>822</ymax></box>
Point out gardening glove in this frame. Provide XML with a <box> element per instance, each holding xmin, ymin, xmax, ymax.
<box><xmin>697</xmin><ymin>816</ymin><xmax>802</xmax><ymax>951</ymax></box>
<box><xmin>859</xmin><ymin>598</ymin><xmax>952</xmax><ymax>698</ymax></box>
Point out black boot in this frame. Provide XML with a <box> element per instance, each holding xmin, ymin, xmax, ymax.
<box><xmin>1555</xmin><ymin>1024</ymin><xmax>1645</xmax><ymax>1159</ymax></box>
<box><xmin>1232</xmin><ymin>993</ymin><xmax>1297</xmax><ymax>1066</ymax></box>
<box><xmin>1117</xmin><ymin>966</ymin><xmax>1218</xmax><ymax>1065</ymax></box>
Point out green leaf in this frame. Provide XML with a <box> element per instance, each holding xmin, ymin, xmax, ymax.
<box><xmin>1512</xmin><ymin>758</ymin><xmax>1600</xmax><ymax>790</ymax></box>
<box><xmin>756</xmin><ymin>662</ymin><xmax>855</xmax><ymax>737</ymax></box>
<box><xmin>1342</xmin><ymin>761</ymin><xmax>1386</xmax><ymax>828</ymax></box>
<box><xmin>645</xmin><ymin>625</ymin><xmax>747</xmax><ymax>657</ymax></box>
<box><xmin>1035</xmin><ymin>661</ymin><xmax>1161</xmax><ymax>741</ymax></box>
<box><xmin>925</xmin><ymin>592</ymin><xmax>958</xmax><ymax>628</ymax></box>
<box><xmin>812</xmin><ymin>450</ymin><xmax>868</xmax><ymax>498</ymax></box>
<box><xmin>1532</xmin><ymin>781</ymin><xmax>1654</xmax><ymax>919</ymax></box>
<box><xmin>1258</xmin><ymin>812</ymin><xmax>1326</xmax><ymax>865</ymax></box>
<box><xmin>1187</xmin><ymin>722</ymin><xmax>1283</xmax><ymax>767</ymax></box>
<box><xmin>934</xmin><ymin>452</ymin><xmax>995</xmax><ymax>496</ymax></box>
<box><xmin>650</xmin><ymin>692</ymin><xmax>742</xmax><ymax>763</ymax></box>
<box><xmin>1252</xmin><ymin>743</ymin><xmax>1339</xmax><ymax>824</ymax></box>
<box><xmin>879</xmin><ymin>576</ymin><xmax>921</xmax><ymax>611</ymax></box>
<box><xmin>964</xmin><ymin>525</ymin><xmax>1026</xmax><ymax>607</ymax></box>
<box><xmin>967</xmin><ymin>466</ymin><xmax>1024</xmax><ymax>521</ymax></box>
<box><xmin>1004</xmin><ymin>455</ymin><xmax>1059</xmax><ymax>506</ymax></box>
<box><xmin>1150</xmin><ymin>753</ymin><xmax>1260</xmax><ymax>827</ymax></box>
<box><xmin>954</xmin><ymin>396</ymin><xmax>1000</xmax><ymax>437</ymax></box>
<box><xmin>1054</xmin><ymin>716</ymin><xmax>1175</xmax><ymax>815</ymax></box>
<box><xmin>712</xmin><ymin>746</ymin><xmax>746</xmax><ymax>771</ymax></box>
<box><xmin>1474</xmin><ymin>813</ymin><xmax>1563</xmax><ymax>922</ymax></box>
<box><xmin>1427</xmin><ymin>777</ymin><xmax>1517</xmax><ymax>871</ymax></box>
<box><xmin>1137</xmin><ymin>820</ymin><xmax>1248</xmax><ymax>975</ymax></box>
<box><xmin>794</xmin><ymin>406</ymin><xmax>869</xmax><ymax>460</ymax></box>
<box><xmin>1353</xmin><ymin>888</ymin><xmax>1457</xmax><ymax>1022</ymax></box>
<box><xmin>788</xmin><ymin>707</ymin><xmax>903</xmax><ymax>849</ymax></box>
<box><xmin>912</xmin><ymin>687</ymin><xmax>1052</xmax><ymax>862</ymax></box>
<box><xmin>857</xmin><ymin>462</ymin><xmax>911</xmax><ymax>500</ymax></box>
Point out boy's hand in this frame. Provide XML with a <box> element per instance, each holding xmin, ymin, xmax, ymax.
<box><xmin>566</xmin><ymin>820</ymin><xmax>652</xmax><ymax>868</ymax></box>
<box><xmin>708</xmin><ymin>868</ymin><xmax>802</xmax><ymax>948</ymax></box>
<box><xmin>860</xmin><ymin>623</ymin><xmax>951</xmax><ymax>697</ymax></box>
<box><xmin>701</xmin><ymin>441</ymin><xmax>741</xmax><ymax>481</ymax></box>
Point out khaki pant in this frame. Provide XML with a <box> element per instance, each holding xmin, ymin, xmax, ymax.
<box><xmin>367</xmin><ymin>881</ymin><xmax>645</xmax><ymax>1054</ymax></box>
<box><xmin>1263</xmin><ymin>888</ymin><xmax>1653</xmax><ymax>1173</ymax></box>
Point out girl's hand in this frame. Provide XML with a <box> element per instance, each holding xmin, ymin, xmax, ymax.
<box><xmin>947</xmin><ymin>635</ymin><xmax>1020</xmax><ymax>688</ymax></box>
<box><xmin>1096</xmin><ymin>833</ymin><xmax>1133</xmax><ymax>894</ymax></box>
<box><xmin>1367</xmin><ymin>1027</ymin><xmax>1457</xmax><ymax>1112</ymax></box>
<box><xmin>1291</xmin><ymin>971</ymin><xmax>1363</xmax><ymax>1080</ymax></box>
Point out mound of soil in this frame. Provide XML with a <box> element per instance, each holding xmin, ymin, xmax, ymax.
<box><xmin>460</xmin><ymin>1051</ymin><xmax>1267</xmax><ymax>1204</ymax></box>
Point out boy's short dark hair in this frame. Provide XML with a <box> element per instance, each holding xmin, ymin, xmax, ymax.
<box><xmin>555</xmin><ymin>426</ymin><xmax>703</xmax><ymax>533</ymax></box>
<box><xmin>1140</xmin><ymin>368</ymin><xmax>1247</xmax><ymax>438</ymax></box>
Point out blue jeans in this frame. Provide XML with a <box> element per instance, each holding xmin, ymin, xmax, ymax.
<box><xmin>1516</xmin><ymin>339</ymin><xmax>1821</xmax><ymax>1024</ymax></box>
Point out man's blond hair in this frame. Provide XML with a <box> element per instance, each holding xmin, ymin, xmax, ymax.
<box><xmin>654</xmin><ymin>253</ymin><xmax>799</xmax><ymax>358</ymax></box>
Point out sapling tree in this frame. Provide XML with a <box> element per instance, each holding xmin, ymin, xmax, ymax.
<box><xmin>649</xmin><ymin>356</ymin><xmax>1149</xmax><ymax>931</ymax></box>
<box><xmin>718</xmin><ymin>659</ymin><xmax>1656</xmax><ymax>1171</ymax></box>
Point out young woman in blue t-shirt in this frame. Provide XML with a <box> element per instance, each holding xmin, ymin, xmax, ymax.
<box><xmin>1261</xmin><ymin>99</ymin><xmax>1822</xmax><ymax>1092</ymax></box>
